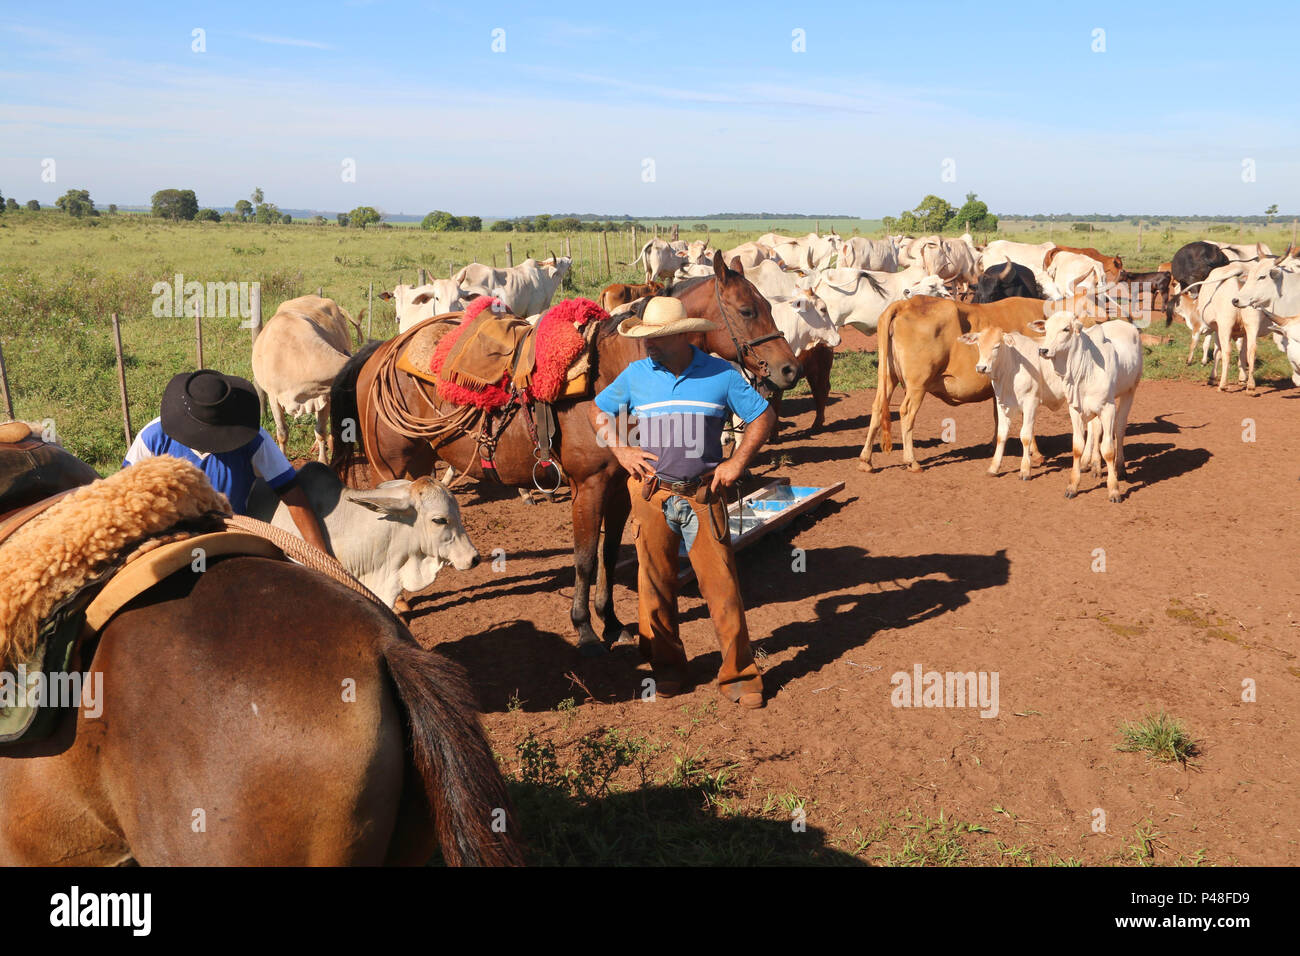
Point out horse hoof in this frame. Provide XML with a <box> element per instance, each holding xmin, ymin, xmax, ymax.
<box><xmin>1109</xmin><ymin>493</ymin><xmax>1122</xmax><ymax>504</ymax></box>
<box><xmin>1064</xmin><ymin>489</ymin><xmax>1077</xmax><ymax>500</ymax></box>
<box><xmin>857</xmin><ymin>461</ymin><xmax>875</xmax><ymax>474</ymax></box>
<box><xmin>578</xmin><ymin>641</ymin><xmax>608</xmax><ymax>658</ymax></box>
<box><xmin>605</xmin><ymin>625</ymin><xmax>635</xmax><ymax>646</ymax></box>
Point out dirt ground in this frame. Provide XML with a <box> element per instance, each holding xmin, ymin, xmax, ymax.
<box><xmin>401</xmin><ymin>339</ymin><xmax>1300</xmax><ymax>866</ymax></box>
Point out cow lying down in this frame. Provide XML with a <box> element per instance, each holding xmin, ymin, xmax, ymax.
<box><xmin>247</xmin><ymin>462</ymin><xmax>479</xmax><ymax>610</ymax></box>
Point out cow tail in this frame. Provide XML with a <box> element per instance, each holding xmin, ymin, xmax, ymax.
<box><xmin>380</xmin><ymin>631</ymin><xmax>526</xmax><ymax>866</ymax></box>
<box><xmin>876</xmin><ymin>302</ymin><xmax>898</xmax><ymax>453</ymax></box>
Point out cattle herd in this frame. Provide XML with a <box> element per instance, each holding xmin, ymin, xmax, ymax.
<box><xmin>244</xmin><ymin>229</ymin><xmax>1300</xmax><ymax>611</ymax></box>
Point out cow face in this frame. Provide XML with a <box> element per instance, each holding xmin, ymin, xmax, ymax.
<box><xmin>348</xmin><ymin>478</ymin><xmax>480</xmax><ymax>592</ymax></box>
<box><xmin>957</xmin><ymin>328</ymin><xmax>1008</xmax><ymax>375</ymax></box>
<box><xmin>1035</xmin><ymin>312</ymin><xmax>1081</xmax><ymax>359</ymax></box>
<box><xmin>902</xmin><ymin>275</ymin><xmax>951</xmax><ymax>299</ymax></box>
<box><xmin>1232</xmin><ymin>261</ymin><xmax>1286</xmax><ymax>310</ymax></box>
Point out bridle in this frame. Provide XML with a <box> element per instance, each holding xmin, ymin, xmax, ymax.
<box><xmin>712</xmin><ymin>277</ymin><xmax>785</xmax><ymax>396</ymax></box>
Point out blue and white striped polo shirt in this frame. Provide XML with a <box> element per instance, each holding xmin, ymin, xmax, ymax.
<box><xmin>594</xmin><ymin>347</ymin><xmax>770</xmax><ymax>481</ymax></box>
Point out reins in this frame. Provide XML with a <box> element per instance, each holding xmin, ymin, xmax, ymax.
<box><xmin>712</xmin><ymin>277</ymin><xmax>784</xmax><ymax>396</ymax></box>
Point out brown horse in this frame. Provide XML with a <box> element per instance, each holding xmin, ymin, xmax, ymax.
<box><xmin>331</xmin><ymin>252</ymin><xmax>801</xmax><ymax>654</ymax></box>
<box><xmin>0</xmin><ymin>439</ymin><xmax>523</xmax><ymax>866</ymax></box>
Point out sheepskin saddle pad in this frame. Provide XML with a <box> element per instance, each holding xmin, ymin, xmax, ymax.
<box><xmin>0</xmin><ymin>456</ymin><xmax>241</xmax><ymax>745</ymax></box>
<box><xmin>397</xmin><ymin>297</ymin><xmax>607</xmax><ymax>410</ymax></box>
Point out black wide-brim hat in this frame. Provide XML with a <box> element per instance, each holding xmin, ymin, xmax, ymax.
<box><xmin>161</xmin><ymin>370</ymin><xmax>261</xmax><ymax>454</ymax></box>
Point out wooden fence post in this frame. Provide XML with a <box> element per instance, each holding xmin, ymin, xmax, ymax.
<box><xmin>671</xmin><ymin>223</ymin><xmax>679</xmax><ymax>241</ymax></box>
<box><xmin>194</xmin><ymin>309</ymin><xmax>204</xmax><ymax>369</ymax></box>
<box><xmin>417</xmin><ymin>268</ymin><xmax>426</xmax><ymax>286</ymax></box>
<box><xmin>1292</xmin><ymin>218</ymin><xmax>1297</xmax><ymax>249</ymax></box>
<box><xmin>0</xmin><ymin>337</ymin><xmax>13</xmax><ymax>420</ymax></box>
<box><xmin>367</xmin><ymin>282</ymin><xmax>373</xmax><ymax>340</ymax></box>
<box><xmin>249</xmin><ymin>287</ymin><xmax>266</xmax><ymax>417</ymax></box>
<box><xmin>1137</xmin><ymin>220</ymin><xmax>1144</xmax><ymax>254</ymax></box>
<box><xmin>602</xmin><ymin>231</ymin><xmax>611</xmax><ymax>277</ymax></box>
<box><xmin>317</xmin><ymin>286</ymin><xmax>324</xmax><ymax>297</ymax></box>
<box><xmin>506</xmin><ymin>243</ymin><xmax>514</xmax><ymax>268</ymax></box>
<box><xmin>111</xmin><ymin>313</ymin><xmax>132</xmax><ymax>447</ymax></box>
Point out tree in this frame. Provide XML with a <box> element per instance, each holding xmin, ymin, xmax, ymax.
<box><xmin>422</xmin><ymin>209</ymin><xmax>462</xmax><ymax>231</ymax></box>
<box><xmin>151</xmin><ymin>188</ymin><xmax>199</xmax><ymax>221</ymax></box>
<box><xmin>953</xmin><ymin>192</ymin><xmax>998</xmax><ymax>232</ymax></box>
<box><xmin>336</xmin><ymin>212</ymin><xmax>350</xmax><ymax>227</ymax></box>
<box><xmin>1266</xmin><ymin>204</ymin><xmax>1279</xmax><ymax>224</ymax></box>
<box><xmin>348</xmin><ymin>206</ymin><xmax>381</xmax><ymax>229</ymax></box>
<box><xmin>195</xmin><ymin>208</ymin><xmax>220</xmax><ymax>222</ymax></box>
<box><xmin>490</xmin><ymin>219</ymin><xmax>513</xmax><ymax>232</ymax></box>
<box><xmin>311</xmin><ymin>215</ymin><xmax>326</xmax><ymax>225</ymax></box>
<box><xmin>912</xmin><ymin>194</ymin><xmax>955</xmax><ymax>233</ymax></box>
<box><xmin>55</xmin><ymin>189</ymin><xmax>97</xmax><ymax>218</ymax></box>
<box><xmin>25</xmin><ymin>200</ymin><xmax>39</xmax><ymax>211</ymax></box>
<box><xmin>234</xmin><ymin>199</ymin><xmax>252</xmax><ymax>221</ymax></box>
<box><xmin>107</xmin><ymin>203</ymin><xmax>117</xmax><ymax>215</ymax></box>
<box><xmin>0</xmin><ymin>186</ymin><xmax>4</xmax><ymax>213</ymax></box>
<box><xmin>4</xmin><ymin>198</ymin><xmax>17</xmax><ymax>212</ymax></box>
<box><xmin>251</xmin><ymin>187</ymin><xmax>264</xmax><ymax>205</ymax></box>
<box><xmin>253</xmin><ymin>202</ymin><xmax>281</xmax><ymax>224</ymax></box>
<box><xmin>532</xmin><ymin>214</ymin><xmax>552</xmax><ymax>232</ymax></box>
<box><xmin>462</xmin><ymin>216</ymin><xmax>482</xmax><ymax>232</ymax></box>
<box><xmin>280</xmin><ymin>212</ymin><xmax>292</xmax><ymax>224</ymax></box>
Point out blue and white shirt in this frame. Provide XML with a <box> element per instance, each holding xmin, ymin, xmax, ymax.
<box><xmin>122</xmin><ymin>417</ymin><xmax>297</xmax><ymax>514</ymax></box>
<box><xmin>594</xmin><ymin>347</ymin><xmax>769</xmax><ymax>481</ymax></box>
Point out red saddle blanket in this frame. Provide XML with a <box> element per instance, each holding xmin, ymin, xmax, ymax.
<box><xmin>430</xmin><ymin>297</ymin><xmax>606</xmax><ymax>409</ymax></box>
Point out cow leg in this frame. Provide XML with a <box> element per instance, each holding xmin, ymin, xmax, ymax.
<box><xmin>1202</xmin><ymin>332</ymin><xmax>1216</xmax><ymax>369</ymax></box>
<box><xmin>315</xmin><ymin>405</ymin><xmax>331</xmax><ymax>464</ymax></box>
<box><xmin>858</xmin><ymin>380</ymin><xmax>898</xmax><ymax>472</ymax></box>
<box><xmin>569</xmin><ymin>473</ymin><xmax>608</xmax><ymax>654</ymax></box>
<box><xmin>1244</xmin><ymin>332</ymin><xmax>1258</xmax><ymax>392</ymax></box>
<box><xmin>1114</xmin><ymin>391</ymin><xmax>1135</xmax><ymax>479</ymax></box>
<box><xmin>988</xmin><ymin>402</ymin><xmax>1011</xmax><ymax>476</ymax></box>
<box><xmin>269</xmin><ymin>397</ymin><xmax>289</xmax><ymax>456</ymax></box>
<box><xmin>1018</xmin><ymin>397</ymin><xmax>1039</xmax><ymax>480</ymax></box>
<box><xmin>899</xmin><ymin>388</ymin><xmax>926</xmax><ymax>473</ymax></box>
<box><xmin>1100</xmin><ymin>406</ymin><xmax>1121</xmax><ymax>503</ymax></box>
<box><xmin>1216</xmin><ymin>325</ymin><xmax>1232</xmax><ymax>391</ymax></box>
<box><xmin>1065</xmin><ymin>410</ymin><xmax>1085</xmax><ymax>499</ymax></box>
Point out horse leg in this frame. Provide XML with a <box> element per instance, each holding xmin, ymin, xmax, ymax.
<box><xmin>595</xmin><ymin>471</ymin><xmax>633</xmax><ymax>644</ymax></box>
<box><xmin>570</xmin><ymin>473</ymin><xmax>608</xmax><ymax>655</ymax></box>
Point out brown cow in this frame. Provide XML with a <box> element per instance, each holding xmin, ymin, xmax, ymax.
<box><xmin>599</xmin><ymin>281</ymin><xmax>663</xmax><ymax>313</ymax></box>
<box><xmin>859</xmin><ymin>296</ymin><xmax>1049</xmax><ymax>472</ymax></box>
<box><xmin>1042</xmin><ymin>245</ymin><xmax>1124</xmax><ymax>281</ymax></box>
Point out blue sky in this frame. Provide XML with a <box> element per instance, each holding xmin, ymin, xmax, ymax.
<box><xmin>1</xmin><ymin>1</ymin><xmax>1296</xmax><ymax>217</ymax></box>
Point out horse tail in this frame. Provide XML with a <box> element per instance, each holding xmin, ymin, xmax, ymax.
<box><xmin>380</xmin><ymin>632</ymin><xmax>525</xmax><ymax>866</ymax></box>
<box><xmin>876</xmin><ymin>301</ymin><xmax>899</xmax><ymax>453</ymax></box>
<box><xmin>330</xmin><ymin>340</ymin><xmax>383</xmax><ymax>478</ymax></box>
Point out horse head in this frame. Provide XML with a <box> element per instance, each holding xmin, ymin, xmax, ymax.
<box><xmin>700</xmin><ymin>251</ymin><xmax>802</xmax><ymax>392</ymax></box>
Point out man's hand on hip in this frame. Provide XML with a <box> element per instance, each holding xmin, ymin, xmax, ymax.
<box><xmin>612</xmin><ymin>445</ymin><xmax>658</xmax><ymax>481</ymax></box>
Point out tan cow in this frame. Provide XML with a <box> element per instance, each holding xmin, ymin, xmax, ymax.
<box><xmin>251</xmin><ymin>295</ymin><xmax>357</xmax><ymax>462</ymax></box>
<box><xmin>859</xmin><ymin>296</ymin><xmax>1048</xmax><ymax>472</ymax></box>
<box><xmin>599</xmin><ymin>281</ymin><xmax>663</xmax><ymax>313</ymax></box>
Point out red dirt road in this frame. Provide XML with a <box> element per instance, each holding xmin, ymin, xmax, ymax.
<box><xmin>408</xmin><ymin>365</ymin><xmax>1300</xmax><ymax>865</ymax></box>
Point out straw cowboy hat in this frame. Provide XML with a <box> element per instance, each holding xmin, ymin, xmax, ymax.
<box><xmin>617</xmin><ymin>297</ymin><xmax>718</xmax><ymax>338</ymax></box>
<box><xmin>161</xmin><ymin>370</ymin><xmax>262</xmax><ymax>453</ymax></box>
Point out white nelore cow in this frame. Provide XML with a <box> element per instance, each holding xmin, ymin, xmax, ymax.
<box><xmin>1266</xmin><ymin>320</ymin><xmax>1300</xmax><ymax>386</ymax></box>
<box><xmin>251</xmin><ymin>295</ymin><xmax>356</xmax><ymax>463</ymax></box>
<box><xmin>759</xmin><ymin>232</ymin><xmax>840</xmax><ymax>271</ymax></box>
<box><xmin>453</xmin><ymin>256</ymin><xmax>571</xmax><ymax>317</ymax></box>
<box><xmin>1216</xmin><ymin>241</ymin><xmax>1272</xmax><ymax>263</ymax></box>
<box><xmin>1232</xmin><ymin>251</ymin><xmax>1300</xmax><ymax>383</ymax></box>
<box><xmin>958</xmin><ymin>326</ymin><xmax>1068</xmax><ymax>479</ymax></box>
<box><xmin>806</xmin><ymin>266</ymin><xmax>950</xmax><ymax>334</ymax></box>
<box><xmin>744</xmin><ymin>258</ymin><xmax>816</xmax><ymax>302</ymax></box>
<box><xmin>770</xmin><ymin>293</ymin><xmax>841</xmax><ymax>354</ymax></box>
<box><xmin>668</xmin><ymin>239</ymin><xmax>716</xmax><ymax>266</ymax></box>
<box><xmin>722</xmin><ymin>241</ymin><xmax>785</xmax><ymax>270</ymax></box>
<box><xmin>1177</xmin><ymin>263</ymin><xmax>1270</xmax><ymax>391</ymax></box>
<box><xmin>385</xmin><ymin>281</ymin><xmax>476</xmax><ymax>333</ymax></box>
<box><xmin>839</xmin><ymin>237</ymin><xmax>899</xmax><ymax>272</ymax></box>
<box><xmin>1031</xmin><ymin>312</ymin><xmax>1143</xmax><ymax>502</ymax></box>
<box><xmin>980</xmin><ymin>240</ymin><xmax>1056</xmax><ymax>273</ymax></box>
<box><xmin>633</xmin><ymin>238</ymin><xmax>693</xmax><ymax>283</ymax></box>
<box><xmin>247</xmin><ymin>462</ymin><xmax>480</xmax><ymax>611</ymax></box>
<box><xmin>1047</xmin><ymin>251</ymin><xmax>1105</xmax><ymax>297</ymax></box>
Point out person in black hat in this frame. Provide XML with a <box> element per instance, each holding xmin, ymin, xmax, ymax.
<box><xmin>122</xmin><ymin>369</ymin><xmax>331</xmax><ymax>554</ymax></box>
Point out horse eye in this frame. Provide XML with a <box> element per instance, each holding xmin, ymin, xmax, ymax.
<box><xmin>431</xmin><ymin>516</ymin><xmax>448</xmax><ymax>525</ymax></box>
<box><xmin>740</xmin><ymin>308</ymin><xmax>756</xmax><ymax>319</ymax></box>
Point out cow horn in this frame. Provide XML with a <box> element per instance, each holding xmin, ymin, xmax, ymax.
<box><xmin>999</xmin><ymin>258</ymin><xmax>1014</xmax><ymax>280</ymax></box>
<box><xmin>549</xmin><ymin>249</ymin><xmax>557</xmax><ymax>263</ymax></box>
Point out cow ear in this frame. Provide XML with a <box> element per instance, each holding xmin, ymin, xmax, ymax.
<box><xmin>348</xmin><ymin>485</ymin><xmax>416</xmax><ymax>517</ymax></box>
<box><xmin>957</xmin><ymin>332</ymin><xmax>978</xmax><ymax>345</ymax></box>
<box><xmin>1029</xmin><ymin>319</ymin><xmax>1047</xmax><ymax>334</ymax></box>
<box><xmin>728</xmin><ymin>256</ymin><xmax>744</xmax><ymax>275</ymax></box>
<box><xmin>411</xmin><ymin>292</ymin><xmax>435</xmax><ymax>305</ymax></box>
<box><xmin>902</xmin><ymin>287</ymin><xmax>914</xmax><ymax>298</ymax></box>
<box><xmin>1071</xmin><ymin>319</ymin><xmax>1084</xmax><ymax>334</ymax></box>
<box><xmin>1002</xmin><ymin>333</ymin><xmax>1015</xmax><ymax>346</ymax></box>
<box><xmin>378</xmin><ymin>291</ymin><xmax>395</xmax><ymax>301</ymax></box>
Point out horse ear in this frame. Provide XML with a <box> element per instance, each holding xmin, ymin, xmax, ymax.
<box><xmin>712</xmin><ymin>250</ymin><xmax>727</xmax><ymax>281</ymax></box>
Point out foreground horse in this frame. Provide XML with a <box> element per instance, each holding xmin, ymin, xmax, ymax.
<box><xmin>0</xmin><ymin>437</ymin><xmax>522</xmax><ymax>866</ymax></box>
<box><xmin>332</xmin><ymin>252</ymin><xmax>801</xmax><ymax>654</ymax></box>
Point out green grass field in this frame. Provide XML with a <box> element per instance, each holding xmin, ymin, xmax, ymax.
<box><xmin>0</xmin><ymin>210</ymin><xmax>1293</xmax><ymax>471</ymax></box>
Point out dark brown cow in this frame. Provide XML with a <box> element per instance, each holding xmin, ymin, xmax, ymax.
<box><xmin>1043</xmin><ymin>245</ymin><xmax>1124</xmax><ymax>281</ymax></box>
<box><xmin>859</xmin><ymin>296</ymin><xmax>1049</xmax><ymax>472</ymax></box>
<box><xmin>598</xmin><ymin>281</ymin><xmax>663</xmax><ymax>313</ymax></box>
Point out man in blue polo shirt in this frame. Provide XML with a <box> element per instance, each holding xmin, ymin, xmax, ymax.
<box><xmin>124</xmin><ymin>369</ymin><xmax>331</xmax><ymax>554</ymax></box>
<box><xmin>590</xmin><ymin>297</ymin><xmax>775</xmax><ymax>709</ymax></box>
